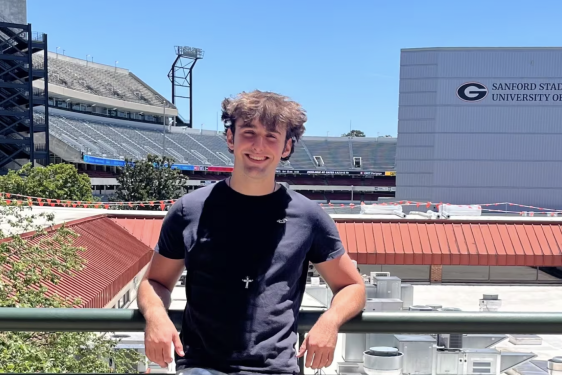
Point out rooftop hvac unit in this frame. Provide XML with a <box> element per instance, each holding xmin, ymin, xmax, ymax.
<box><xmin>400</xmin><ymin>284</ymin><xmax>414</xmax><ymax>309</ymax></box>
<box><xmin>393</xmin><ymin>335</ymin><xmax>436</xmax><ymax>375</ymax></box>
<box><xmin>371</xmin><ymin>271</ymin><xmax>390</xmax><ymax>279</ymax></box>
<box><xmin>363</xmin><ymin>347</ymin><xmax>404</xmax><ymax>375</ymax></box>
<box><xmin>437</xmin><ymin>334</ymin><xmax>464</xmax><ymax>349</ymax></box>
<box><xmin>361</xmin><ymin>204</ymin><xmax>406</xmax><ymax>217</ymax></box>
<box><xmin>434</xmin><ymin>349</ymin><xmax>464</xmax><ymax>375</ymax></box>
<box><xmin>304</xmin><ymin>282</ymin><xmax>332</xmax><ymax>308</ymax></box>
<box><xmin>365</xmin><ymin>298</ymin><xmax>403</xmax><ymax>312</ymax></box>
<box><xmin>370</xmin><ymin>272</ymin><xmax>390</xmax><ymax>284</ymax></box>
<box><xmin>462</xmin><ymin>334</ymin><xmax>508</xmax><ymax>349</ymax></box>
<box><xmin>439</xmin><ymin>204</ymin><xmax>482</xmax><ymax>218</ymax></box>
<box><xmin>434</xmin><ymin>348</ymin><xmax>536</xmax><ymax>375</ymax></box>
<box><xmin>374</xmin><ymin>276</ymin><xmax>401</xmax><ymax>299</ymax></box>
<box><xmin>479</xmin><ymin>294</ymin><xmax>502</xmax><ymax>312</ymax></box>
<box><xmin>366</xmin><ymin>284</ymin><xmax>378</xmax><ymax>298</ymax></box>
<box><xmin>342</xmin><ymin>333</ymin><xmax>367</xmax><ymax>362</ymax></box>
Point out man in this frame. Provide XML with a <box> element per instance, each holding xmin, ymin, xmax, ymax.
<box><xmin>137</xmin><ymin>90</ymin><xmax>366</xmax><ymax>375</ymax></box>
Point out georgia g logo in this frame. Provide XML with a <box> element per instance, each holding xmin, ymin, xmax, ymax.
<box><xmin>457</xmin><ymin>82</ymin><xmax>488</xmax><ymax>102</ymax></box>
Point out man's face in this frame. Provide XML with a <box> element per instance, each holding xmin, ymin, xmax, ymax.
<box><xmin>227</xmin><ymin>119</ymin><xmax>292</xmax><ymax>179</ymax></box>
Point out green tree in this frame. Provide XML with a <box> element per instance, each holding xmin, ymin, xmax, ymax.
<box><xmin>342</xmin><ymin>130</ymin><xmax>366</xmax><ymax>137</ymax></box>
<box><xmin>0</xmin><ymin>162</ymin><xmax>94</xmax><ymax>202</ymax></box>
<box><xmin>114</xmin><ymin>154</ymin><xmax>187</xmax><ymax>206</ymax></box>
<box><xmin>0</xmin><ymin>199</ymin><xmax>142</xmax><ymax>372</ymax></box>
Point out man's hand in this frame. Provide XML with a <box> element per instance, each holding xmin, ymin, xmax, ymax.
<box><xmin>144</xmin><ymin>312</ymin><xmax>185</xmax><ymax>368</ymax></box>
<box><xmin>296</xmin><ymin>315</ymin><xmax>339</xmax><ymax>370</ymax></box>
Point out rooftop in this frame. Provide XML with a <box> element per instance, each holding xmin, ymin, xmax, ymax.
<box><xmin>0</xmin><ymin>213</ymin><xmax>153</xmax><ymax>308</ymax></box>
<box><xmin>3</xmin><ymin>202</ymin><xmax>562</xmax><ymax>268</ymax></box>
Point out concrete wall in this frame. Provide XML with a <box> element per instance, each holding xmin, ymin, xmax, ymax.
<box><xmin>0</xmin><ymin>0</ymin><xmax>26</xmax><ymax>24</ymax></box>
<box><xmin>395</xmin><ymin>47</ymin><xmax>562</xmax><ymax>209</ymax></box>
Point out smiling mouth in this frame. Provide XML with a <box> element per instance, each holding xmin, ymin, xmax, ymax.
<box><xmin>246</xmin><ymin>154</ymin><xmax>269</xmax><ymax>162</ymax></box>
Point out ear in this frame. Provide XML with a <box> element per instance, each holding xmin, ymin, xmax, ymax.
<box><xmin>282</xmin><ymin>138</ymin><xmax>292</xmax><ymax>158</ymax></box>
<box><xmin>226</xmin><ymin>128</ymin><xmax>234</xmax><ymax>151</ymax></box>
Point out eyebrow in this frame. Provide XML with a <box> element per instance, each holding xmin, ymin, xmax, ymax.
<box><xmin>239</xmin><ymin>122</ymin><xmax>281</xmax><ymax>135</ymax></box>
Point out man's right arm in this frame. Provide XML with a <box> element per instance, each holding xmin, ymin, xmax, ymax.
<box><xmin>137</xmin><ymin>199</ymin><xmax>189</xmax><ymax>368</ymax></box>
<box><xmin>137</xmin><ymin>253</ymin><xmax>185</xmax><ymax>321</ymax></box>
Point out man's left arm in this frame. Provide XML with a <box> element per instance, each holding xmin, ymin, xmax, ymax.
<box><xmin>315</xmin><ymin>253</ymin><xmax>367</xmax><ymax>327</ymax></box>
<box><xmin>297</xmin><ymin>209</ymin><xmax>366</xmax><ymax>370</ymax></box>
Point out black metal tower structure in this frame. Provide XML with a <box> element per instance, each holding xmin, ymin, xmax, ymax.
<box><xmin>168</xmin><ymin>46</ymin><xmax>204</xmax><ymax>128</ymax></box>
<box><xmin>0</xmin><ymin>20</ymin><xmax>48</xmax><ymax>172</ymax></box>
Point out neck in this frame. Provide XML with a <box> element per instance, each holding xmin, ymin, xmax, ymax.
<box><xmin>228</xmin><ymin>170</ymin><xmax>277</xmax><ymax>196</ymax></box>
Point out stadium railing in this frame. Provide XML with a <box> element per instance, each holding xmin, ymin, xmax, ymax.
<box><xmin>2</xmin><ymin>308</ymin><xmax>562</xmax><ymax>374</ymax></box>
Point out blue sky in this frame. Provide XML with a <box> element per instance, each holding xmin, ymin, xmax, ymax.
<box><xmin>28</xmin><ymin>0</ymin><xmax>561</xmax><ymax>137</ymax></box>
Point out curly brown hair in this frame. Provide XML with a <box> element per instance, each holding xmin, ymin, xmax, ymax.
<box><xmin>221</xmin><ymin>90</ymin><xmax>307</xmax><ymax>161</ymax></box>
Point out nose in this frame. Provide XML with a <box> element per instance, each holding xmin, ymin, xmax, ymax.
<box><xmin>252</xmin><ymin>135</ymin><xmax>265</xmax><ymax>152</ymax></box>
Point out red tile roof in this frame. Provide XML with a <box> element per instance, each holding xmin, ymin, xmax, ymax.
<box><xmin>17</xmin><ymin>216</ymin><xmax>153</xmax><ymax>308</ymax></box>
<box><xmin>111</xmin><ymin>217</ymin><xmax>163</xmax><ymax>249</ymax></box>
<box><xmin>337</xmin><ymin>220</ymin><xmax>562</xmax><ymax>266</ymax></box>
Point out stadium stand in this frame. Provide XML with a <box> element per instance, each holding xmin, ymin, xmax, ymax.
<box><xmin>33</xmin><ymin>53</ymin><xmax>173</xmax><ymax>108</ymax></box>
<box><xmin>40</xmin><ymin>109</ymin><xmax>397</xmax><ymax>171</ymax></box>
<box><xmin>36</xmin><ymin>110</ymin><xmax>227</xmax><ymax>165</ymax></box>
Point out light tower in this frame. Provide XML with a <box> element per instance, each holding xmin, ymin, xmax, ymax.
<box><xmin>168</xmin><ymin>46</ymin><xmax>204</xmax><ymax>128</ymax></box>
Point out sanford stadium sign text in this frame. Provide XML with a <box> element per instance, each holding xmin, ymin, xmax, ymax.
<box><xmin>457</xmin><ymin>82</ymin><xmax>562</xmax><ymax>102</ymax></box>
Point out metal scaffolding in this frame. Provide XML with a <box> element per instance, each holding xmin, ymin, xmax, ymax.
<box><xmin>0</xmin><ymin>19</ymin><xmax>48</xmax><ymax>172</ymax></box>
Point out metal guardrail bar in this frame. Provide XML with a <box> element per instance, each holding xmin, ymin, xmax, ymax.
<box><xmin>2</xmin><ymin>308</ymin><xmax>562</xmax><ymax>334</ymax></box>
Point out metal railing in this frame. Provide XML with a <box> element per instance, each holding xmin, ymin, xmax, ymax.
<box><xmin>2</xmin><ymin>308</ymin><xmax>562</xmax><ymax>374</ymax></box>
<box><xmin>3</xmin><ymin>308</ymin><xmax>562</xmax><ymax>334</ymax></box>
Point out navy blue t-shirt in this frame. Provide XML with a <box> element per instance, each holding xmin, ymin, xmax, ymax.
<box><xmin>155</xmin><ymin>180</ymin><xmax>346</xmax><ymax>374</ymax></box>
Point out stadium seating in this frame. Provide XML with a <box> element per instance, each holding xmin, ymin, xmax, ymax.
<box><xmin>285</xmin><ymin>142</ymin><xmax>316</xmax><ymax>169</ymax></box>
<box><xmin>40</xmin><ymin>112</ymin><xmax>396</xmax><ymax>171</ymax></box>
<box><xmin>34</xmin><ymin>54</ymin><xmax>172</xmax><ymax>108</ymax></box>
<box><xmin>352</xmin><ymin>139</ymin><xmax>395</xmax><ymax>170</ymax></box>
<box><xmin>38</xmin><ymin>112</ymin><xmax>233</xmax><ymax>165</ymax></box>
<box><xmin>304</xmin><ymin>139</ymin><xmax>352</xmax><ymax>169</ymax></box>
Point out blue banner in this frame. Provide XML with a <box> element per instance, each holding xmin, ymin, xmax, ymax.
<box><xmin>170</xmin><ymin>164</ymin><xmax>195</xmax><ymax>171</ymax></box>
<box><xmin>83</xmin><ymin>155</ymin><xmax>195</xmax><ymax>170</ymax></box>
<box><xmin>83</xmin><ymin>155</ymin><xmax>126</xmax><ymax>167</ymax></box>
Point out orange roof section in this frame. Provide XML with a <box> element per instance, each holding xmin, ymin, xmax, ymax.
<box><xmin>111</xmin><ymin>216</ymin><xmax>163</xmax><ymax>249</ymax></box>
<box><xmin>337</xmin><ymin>221</ymin><xmax>562</xmax><ymax>267</ymax></box>
<box><xmin>110</xmin><ymin>216</ymin><xmax>562</xmax><ymax>267</ymax></box>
